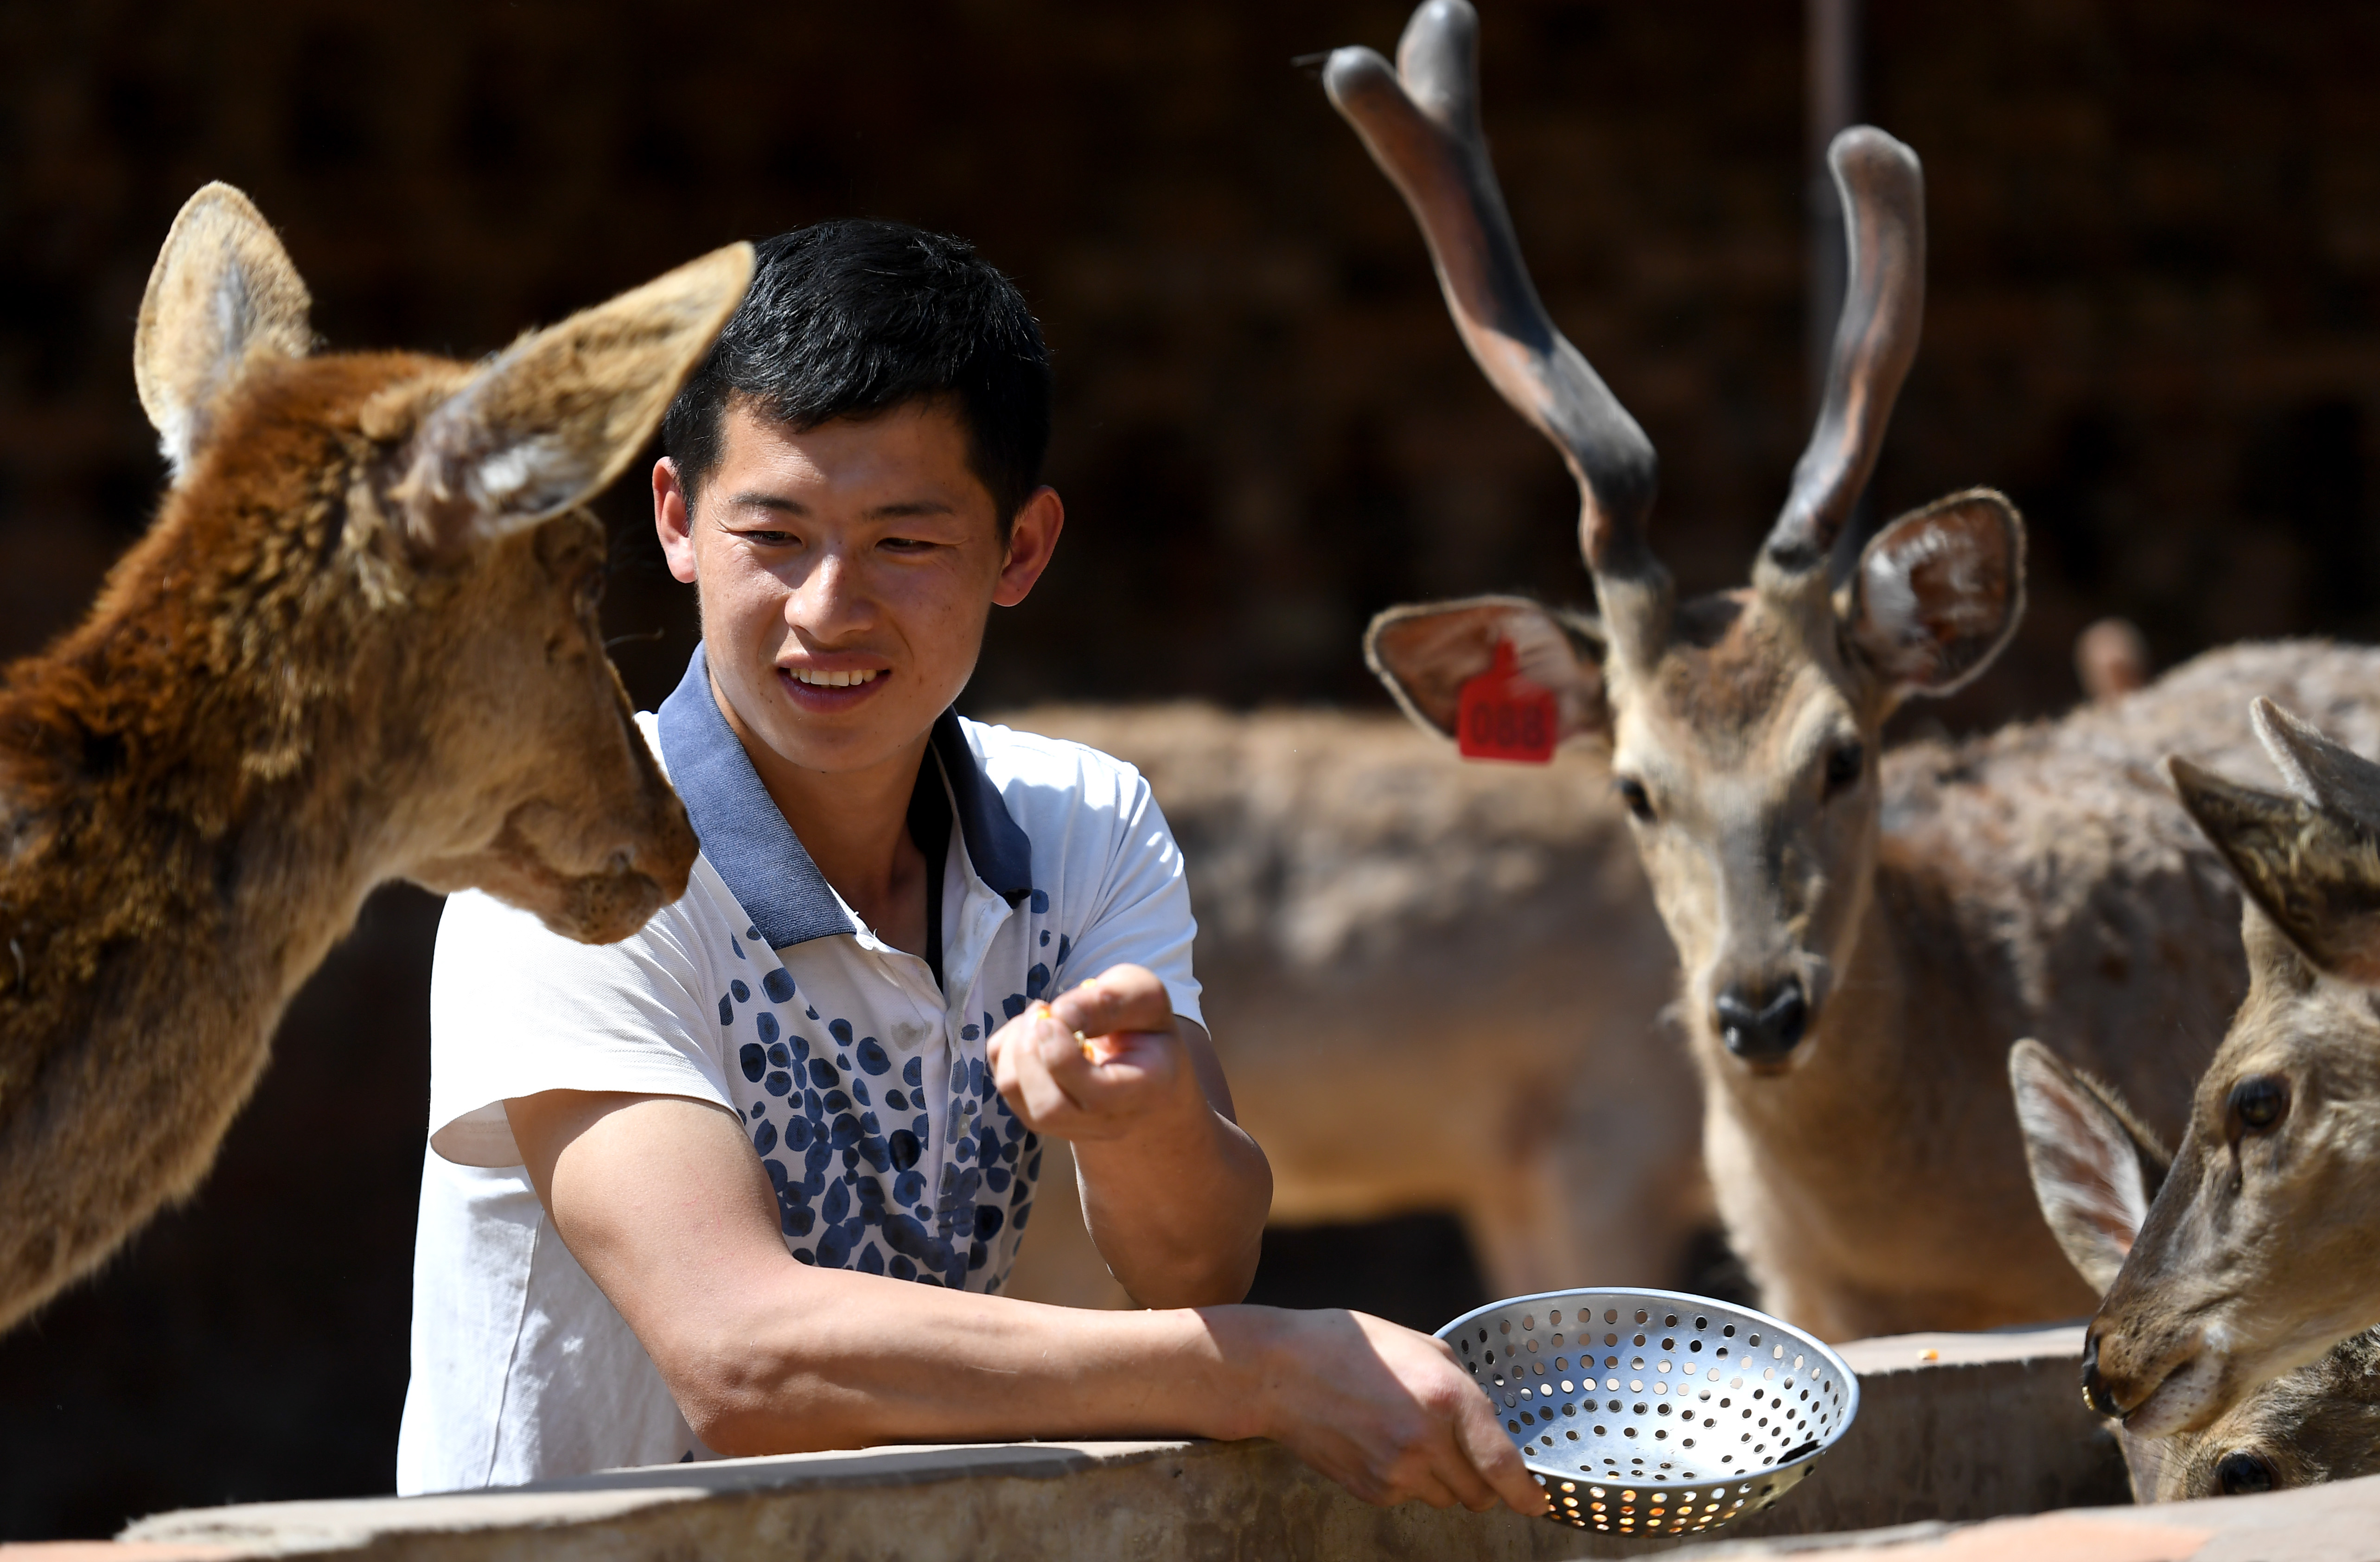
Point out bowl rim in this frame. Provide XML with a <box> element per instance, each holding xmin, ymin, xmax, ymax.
<box><xmin>1433</xmin><ymin>1285</ymin><xmax>1862</xmax><ymax>1489</ymax></box>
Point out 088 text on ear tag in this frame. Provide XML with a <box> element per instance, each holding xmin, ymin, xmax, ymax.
<box><xmin>1457</xmin><ymin>640</ymin><xmax>1557</xmax><ymax>763</ymax></box>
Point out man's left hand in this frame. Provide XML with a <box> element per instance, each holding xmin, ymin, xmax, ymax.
<box><xmin>986</xmin><ymin>963</ymin><xmax>1205</xmax><ymax>1145</ymax></box>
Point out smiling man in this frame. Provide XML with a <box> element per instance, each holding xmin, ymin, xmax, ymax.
<box><xmin>395</xmin><ymin>220</ymin><xmax>1538</xmax><ymax>1517</ymax></box>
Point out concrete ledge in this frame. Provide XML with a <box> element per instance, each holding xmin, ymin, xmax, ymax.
<box><xmin>1719</xmin><ymin>1325</ymin><xmax>2128</xmax><ymax>1542</ymax></box>
<box><xmin>120</xmin><ymin>1440</ymin><xmax>1580</xmax><ymax>1562</ymax></box>
<box><xmin>43</xmin><ymin>1325</ymin><xmax>2362</xmax><ymax>1562</ymax></box>
<box><xmin>1682</xmin><ymin>1470</ymin><xmax>2380</xmax><ymax>1562</ymax></box>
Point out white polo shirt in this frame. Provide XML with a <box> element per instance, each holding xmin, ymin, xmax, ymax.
<box><xmin>395</xmin><ymin>646</ymin><xmax>1203</xmax><ymax>1493</ymax></box>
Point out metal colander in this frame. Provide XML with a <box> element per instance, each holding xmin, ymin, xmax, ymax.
<box><xmin>1438</xmin><ymin>1287</ymin><xmax>1859</xmax><ymax>1539</ymax></box>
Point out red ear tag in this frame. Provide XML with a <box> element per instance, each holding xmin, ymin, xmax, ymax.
<box><xmin>1456</xmin><ymin>640</ymin><xmax>1557</xmax><ymax>763</ymax></box>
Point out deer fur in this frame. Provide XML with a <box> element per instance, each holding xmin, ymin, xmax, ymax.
<box><xmin>1321</xmin><ymin>1</ymin><xmax>2380</xmax><ymax>1339</ymax></box>
<box><xmin>0</xmin><ymin>184</ymin><xmax>747</xmax><ymax>1334</ymax></box>
<box><xmin>989</xmin><ymin>705</ymin><xmax>1704</xmax><ymax>1308</ymax></box>
<box><xmin>2085</xmin><ymin>700</ymin><xmax>2380</xmax><ymax>1439</ymax></box>
<box><xmin>2009</xmin><ymin>1038</ymin><xmax>2380</xmax><ymax>1500</ymax></box>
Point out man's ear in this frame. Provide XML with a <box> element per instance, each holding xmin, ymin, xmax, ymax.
<box><xmin>2009</xmin><ymin>1039</ymin><xmax>2169</xmax><ymax>1297</ymax></box>
<box><xmin>1364</xmin><ymin>595</ymin><xmax>1610</xmax><ymax>747</ymax></box>
<box><xmin>1846</xmin><ymin>487</ymin><xmax>2025</xmax><ymax>697</ymax></box>
<box><xmin>393</xmin><ymin>243</ymin><xmax>754</xmax><ymax>559</ymax></box>
<box><xmin>2252</xmin><ymin>698</ymin><xmax>2380</xmax><ymax>826</ymax></box>
<box><xmin>2169</xmin><ymin>753</ymin><xmax>2380</xmax><ymax>986</ymax></box>
<box><xmin>134</xmin><ymin>183</ymin><xmax>315</xmax><ymax>480</ymax></box>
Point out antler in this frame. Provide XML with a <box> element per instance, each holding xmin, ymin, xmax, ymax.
<box><xmin>1764</xmin><ymin>127</ymin><xmax>1926</xmax><ymax>574</ymax></box>
<box><xmin>1322</xmin><ymin>0</ymin><xmax>1660</xmax><ymax>589</ymax></box>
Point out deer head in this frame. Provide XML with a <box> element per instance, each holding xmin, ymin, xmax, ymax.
<box><xmin>1329</xmin><ymin>1</ymin><xmax>2023</xmax><ymax>1075</ymax></box>
<box><xmin>128</xmin><ymin>183</ymin><xmax>743</xmax><ymax>940</ymax></box>
<box><xmin>2010</xmin><ymin>1039</ymin><xmax>2380</xmax><ymax>1498</ymax></box>
<box><xmin>2080</xmin><ymin>699</ymin><xmax>2380</xmax><ymax>1437</ymax></box>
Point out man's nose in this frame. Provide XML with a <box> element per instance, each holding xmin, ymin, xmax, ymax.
<box><xmin>788</xmin><ymin>551</ymin><xmax>874</xmax><ymax>632</ymax></box>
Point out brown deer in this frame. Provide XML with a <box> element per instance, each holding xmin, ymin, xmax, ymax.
<box><xmin>1321</xmin><ymin>0</ymin><xmax>2380</xmax><ymax>1339</ymax></box>
<box><xmin>0</xmin><ymin>184</ymin><xmax>747</xmax><ymax>1334</ymax></box>
<box><xmin>2082</xmin><ymin>700</ymin><xmax>2380</xmax><ymax>1439</ymax></box>
<box><xmin>2010</xmin><ymin>1038</ymin><xmax>2380</xmax><ymax>1500</ymax></box>
<box><xmin>991</xmin><ymin>704</ymin><xmax>1705</xmax><ymax>1308</ymax></box>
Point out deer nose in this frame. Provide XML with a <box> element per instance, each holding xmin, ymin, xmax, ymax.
<box><xmin>1715</xmin><ymin>978</ymin><xmax>1808</xmax><ymax>1061</ymax></box>
<box><xmin>2080</xmin><ymin>1333</ymin><xmax>2119</xmax><ymax>1417</ymax></box>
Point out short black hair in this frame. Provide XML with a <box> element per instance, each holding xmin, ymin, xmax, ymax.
<box><xmin>663</xmin><ymin>219</ymin><xmax>1052</xmax><ymax>532</ymax></box>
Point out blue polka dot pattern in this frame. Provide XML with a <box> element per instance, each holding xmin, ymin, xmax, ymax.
<box><xmin>707</xmin><ymin>925</ymin><xmax>1055</xmax><ymax>1295</ymax></box>
<box><xmin>1029</xmin><ymin>889</ymin><xmax>1049</xmax><ymax>914</ymax></box>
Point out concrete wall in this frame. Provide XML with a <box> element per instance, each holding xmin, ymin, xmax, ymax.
<box><xmin>70</xmin><ymin>1326</ymin><xmax>2312</xmax><ymax>1562</ymax></box>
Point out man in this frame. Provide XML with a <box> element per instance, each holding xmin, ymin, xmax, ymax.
<box><xmin>397</xmin><ymin>219</ymin><xmax>1538</xmax><ymax>1516</ymax></box>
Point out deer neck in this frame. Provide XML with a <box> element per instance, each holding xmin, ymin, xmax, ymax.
<box><xmin>1692</xmin><ymin>847</ymin><xmax>2086</xmax><ymax>1334</ymax></box>
<box><xmin>1</xmin><ymin>575</ymin><xmax>400</xmax><ymax>1084</ymax></box>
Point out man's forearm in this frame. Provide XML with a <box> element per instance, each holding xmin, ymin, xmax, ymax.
<box><xmin>1073</xmin><ymin>1107</ymin><xmax>1270</xmax><ymax>1307</ymax></box>
<box><xmin>679</xmin><ymin>1271</ymin><xmax>1274</xmax><ymax>1454</ymax></box>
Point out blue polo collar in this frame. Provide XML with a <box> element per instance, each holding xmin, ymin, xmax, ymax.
<box><xmin>656</xmin><ymin>644</ymin><xmax>1034</xmax><ymax>949</ymax></box>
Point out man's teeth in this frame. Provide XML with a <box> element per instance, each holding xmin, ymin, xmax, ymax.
<box><xmin>792</xmin><ymin>668</ymin><xmax>881</xmax><ymax>688</ymax></box>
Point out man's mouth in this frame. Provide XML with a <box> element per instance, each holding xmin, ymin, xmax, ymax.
<box><xmin>789</xmin><ymin>667</ymin><xmax>882</xmax><ymax>688</ymax></box>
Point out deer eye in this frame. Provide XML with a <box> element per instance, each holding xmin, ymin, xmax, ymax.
<box><xmin>2226</xmin><ymin>1075</ymin><xmax>2290</xmax><ymax>1136</ymax></box>
<box><xmin>1823</xmin><ymin>741</ymin><xmax>1865</xmax><ymax>798</ymax></box>
<box><xmin>2214</xmin><ymin>1449</ymin><xmax>2276</xmax><ymax>1495</ymax></box>
<box><xmin>1615</xmin><ymin>777</ymin><xmax>1656</xmax><ymax>823</ymax></box>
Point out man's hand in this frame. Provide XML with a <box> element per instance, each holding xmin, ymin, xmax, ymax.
<box><xmin>986</xmin><ymin>964</ymin><xmax>1204</xmax><ymax>1144</ymax></box>
<box><xmin>1227</xmin><ymin>1308</ymin><xmax>1547</xmax><ymax>1514</ymax></box>
<box><xmin>987</xmin><ymin>964</ymin><xmax>1269</xmax><ymax>1308</ymax></box>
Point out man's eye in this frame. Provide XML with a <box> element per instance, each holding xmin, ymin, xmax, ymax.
<box><xmin>881</xmin><ymin>536</ymin><xmax>938</xmax><ymax>553</ymax></box>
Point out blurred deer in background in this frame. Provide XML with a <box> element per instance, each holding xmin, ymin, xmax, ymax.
<box><xmin>1322</xmin><ymin>0</ymin><xmax>2380</xmax><ymax>1339</ymax></box>
<box><xmin>2010</xmin><ymin>1038</ymin><xmax>2380</xmax><ymax>1500</ymax></box>
<box><xmin>0</xmin><ymin>184</ymin><xmax>746</xmax><ymax>1333</ymax></box>
<box><xmin>2084</xmin><ymin>700</ymin><xmax>2380</xmax><ymax>1440</ymax></box>
<box><xmin>995</xmin><ymin>704</ymin><xmax>1704</xmax><ymax>1309</ymax></box>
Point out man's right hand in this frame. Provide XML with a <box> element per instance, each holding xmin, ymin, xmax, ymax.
<box><xmin>1220</xmin><ymin>1307</ymin><xmax>1547</xmax><ymax>1515</ymax></box>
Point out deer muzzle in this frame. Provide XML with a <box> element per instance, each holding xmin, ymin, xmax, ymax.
<box><xmin>1715</xmin><ymin>976</ymin><xmax>1810</xmax><ymax>1063</ymax></box>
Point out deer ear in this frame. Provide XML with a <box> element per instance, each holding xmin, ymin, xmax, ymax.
<box><xmin>2251</xmin><ymin>698</ymin><xmax>2380</xmax><ymax>826</ymax></box>
<box><xmin>1846</xmin><ymin>488</ymin><xmax>2025</xmax><ymax>696</ymax></box>
<box><xmin>2009</xmin><ymin>1039</ymin><xmax>2168</xmax><ymax>1297</ymax></box>
<box><xmin>134</xmin><ymin>183</ymin><xmax>315</xmax><ymax>480</ymax></box>
<box><xmin>393</xmin><ymin>242</ymin><xmax>754</xmax><ymax>557</ymax></box>
<box><xmin>1364</xmin><ymin>595</ymin><xmax>1610</xmax><ymax>747</ymax></box>
<box><xmin>2169</xmin><ymin>754</ymin><xmax>2380</xmax><ymax>986</ymax></box>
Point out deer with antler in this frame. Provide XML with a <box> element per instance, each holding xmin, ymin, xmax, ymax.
<box><xmin>0</xmin><ymin>186</ymin><xmax>747</xmax><ymax>1333</ymax></box>
<box><xmin>1321</xmin><ymin>0</ymin><xmax>2380</xmax><ymax>1339</ymax></box>
<box><xmin>2077</xmin><ymin>701</ymin><xmax>2380</xmax><ymax>1444</ymax></box>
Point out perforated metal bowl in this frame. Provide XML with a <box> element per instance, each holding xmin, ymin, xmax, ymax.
<box><xmin>1438</xmin><ymin>1287</ymin><xmax>1858</xmax><ymax>1539</ymax></box>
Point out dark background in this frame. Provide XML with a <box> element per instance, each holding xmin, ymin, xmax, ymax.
<box><xmin>4</xmin><ymin>0</ymin><xmax>2378</xmax><ymax>1538</ymax></box>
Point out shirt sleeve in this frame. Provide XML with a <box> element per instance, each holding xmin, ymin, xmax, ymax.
<box><xmin>427</xmin><ymin>881</ymin><xmax>734</xmax><ymax>1168</ymax></box>
<box><xmin>1049</xmin><ymin>761</ymin><xmax>1206</xmax><ymax>1034</ymax></box>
